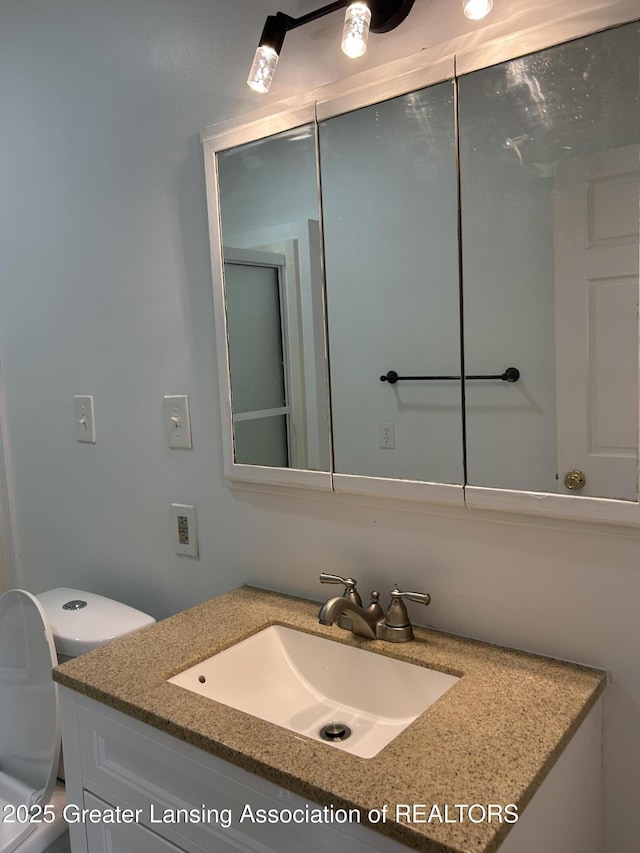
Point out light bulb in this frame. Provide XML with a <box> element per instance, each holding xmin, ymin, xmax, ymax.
<box><xmin>247</xmin><ymin>45</ymin><xmax>279</xmax><ymax>94</ymax></box>
<box><xmin>463</xmin><ymin>0</ymin><xmax>494</xmax><ymax>20</ymax></box>
<box><xmin>341</xmin><ymin>3</ymin><xmax>372</xmax><ymax>59</ymax></box>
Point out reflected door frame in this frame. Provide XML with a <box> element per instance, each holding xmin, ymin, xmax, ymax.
<box><xmin>223</xmin><ymin>220</ymin><xmax>330</xmax><ymax>473</ymax></box>
<box><xmin>224</xmin><ymin>249</ymin><xmax>292</xmax><ymax>468</ymax></box>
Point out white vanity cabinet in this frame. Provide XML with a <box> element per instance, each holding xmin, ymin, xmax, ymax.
<box><xmin>58</xmin><ymin>689</ymin><xmax>408</xmax><ymax>853</ymax></box>
<box><xmin>59</xmin><ymin>687</ymin><xmax>602</xmax><ymax>853</ymax></box>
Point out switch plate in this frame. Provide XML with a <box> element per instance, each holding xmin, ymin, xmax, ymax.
<box><xmin>74</xmin><ymin>396</ymin><xmax>96</xmax><ymax>443</ymax></box>
<box><xmin>378</xmin><ymin>421</ymin><xmax>395</xmax><ymax>449</ymax></box>
<box><xmin>163</xmin><ymin>395</ymin><xmax>192</xmax><ymax>449</ymax></box>
<box><xmin>170</xmin><ymin>503</ymin><xmax>198</xmax><ymax>557</ymax></box>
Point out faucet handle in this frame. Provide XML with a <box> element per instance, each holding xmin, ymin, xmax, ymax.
<box><xmin>319</xmin><ymin>573</ymin><xmax>362</xmax><ymax>630</ymax></box>
<box><xmin>385</xmin><ymin>587</ymin><xmax>431</xmax><ymax>629</ymax></box>
<box><xmin>319</xmin><ymin>573</ymin><xmax>363</xmax><ymax>607</ymax></box>
<box><xmin>320</xmin><ymin>572</ymin><xmax>358</xmax><ymax>589</ymax></box>
<box><xmin>389</xmin><ymin>588</ymin><xmax>431</xmax><ymax>606</ymax></box>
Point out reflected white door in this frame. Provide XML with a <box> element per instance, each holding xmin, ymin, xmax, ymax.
<box><xmin>554</xmin><ymin>145</ymin><xmax>639</xmax><ymax>499</ymax></box>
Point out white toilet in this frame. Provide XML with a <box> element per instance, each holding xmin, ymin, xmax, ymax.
<box><xmin>0</xmin><ymin>587</ymin><xmax>155</xmax><ymax>853</ymax></box>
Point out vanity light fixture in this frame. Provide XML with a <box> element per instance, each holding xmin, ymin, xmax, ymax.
<box><xmin>463</xmin><ymin>0</ymin><xmax>493</xmax><ymax>20</ymax></box>
<box><xmin>248</xmin><ymin>0</ymin><xmax>416</xmax><ymax>94</ymax></box>
<box><xmin>341</xmin><ymin>3</ymin><xmax>372</xmax><ymax>59</ymax></box>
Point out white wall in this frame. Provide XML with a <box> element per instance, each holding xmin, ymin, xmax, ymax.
<box><xmin>0</xmin><ymin>1</ymin><xmax>638</xmax><ymax>852</ymax></box>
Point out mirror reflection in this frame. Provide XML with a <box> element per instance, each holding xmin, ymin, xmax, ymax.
<box><xmin>459</xmin><ymin>22</ymin><xmax>639</xmax><ymax>499</ymax></box>
<box><xmin>213</xmin><ymin>21</ymin><xmax>639</xmax><ymax>502</ymax></box>
<box><xmin>217</xmin><ymin>125</ymin><xmax>330</xmax><ymax>471</ymax></box>
<box><xmin>319</xmin><ymin>82</ymin><xmax>464</xmax><ymax>484</ymax></box>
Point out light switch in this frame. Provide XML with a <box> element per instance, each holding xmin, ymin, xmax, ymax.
<box><xmin>170</xmin><ymin>503</ymin><xmax>198</xmax><ymax>557</ymax></box>
<box><xmin>73</xmin><ymin>396</ymin><xmax>96</xmax><ymax>443</ymax></box>
<box><xmin>163</xmin><ymin>395</ymin><xmax>192</xmax><ymax>449</ymax></box>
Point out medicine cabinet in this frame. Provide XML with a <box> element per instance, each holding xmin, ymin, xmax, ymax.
<box><xmin>203</xmin><ymin>5</ymin><xmax>640</xmax><ymax>526</ymax></box>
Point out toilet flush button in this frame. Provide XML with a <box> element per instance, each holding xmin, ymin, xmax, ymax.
<box><xmin>63</xmin><ymin>600</ymin><xmax>88</xmax><ymax>610</ymax></box>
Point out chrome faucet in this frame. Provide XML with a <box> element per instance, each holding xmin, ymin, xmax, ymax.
<box><xmin>318</xmin><ymin>575</ymin><xmax>431</xmax><ymax>643</ymax></box>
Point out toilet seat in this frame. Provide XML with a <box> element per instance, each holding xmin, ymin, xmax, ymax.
<box><xmin>0</xmin><ymin>590</ymin><xmax>61</xmax><ymax>853</ymax></box>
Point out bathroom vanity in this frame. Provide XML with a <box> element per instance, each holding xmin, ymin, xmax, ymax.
<box><xmin>54</xmin><ymin>587</ymin><xmax>605</xmax><ymax>853</ymax></box>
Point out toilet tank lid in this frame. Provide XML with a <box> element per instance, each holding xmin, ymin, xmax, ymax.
<box><xmin>36</xmin><ymin>587</ymin><xmax>156</xmax><ymax>658</ymax></box>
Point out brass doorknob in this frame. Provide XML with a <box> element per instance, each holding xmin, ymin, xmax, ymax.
<box><xmin>564</xmin><ymin>470</ymin><xmax>586</xmax><ymax>491</ymax></box>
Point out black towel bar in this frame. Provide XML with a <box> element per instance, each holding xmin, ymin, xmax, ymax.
<box><xmin>380</xmin><ymin>367</ymin><xmax>520</xmax><ymax>384</ymax></box>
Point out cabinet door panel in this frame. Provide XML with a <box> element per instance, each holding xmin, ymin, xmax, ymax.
<box><xmin>84</xmin><ymin>792</ymin><xmax>188</xmax><ymax>853</ymax></box>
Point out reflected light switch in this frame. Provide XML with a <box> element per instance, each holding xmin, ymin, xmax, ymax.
<box><xmin>74</xmin><ymin>396</ymin><xmax>96</xmax><ymax>443</ymax></box>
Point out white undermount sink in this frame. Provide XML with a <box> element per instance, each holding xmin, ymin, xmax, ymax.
<box><xmin>168</xmin><ymin>625</ymin><xmax>459</xmax><ymax>758</ymax></box>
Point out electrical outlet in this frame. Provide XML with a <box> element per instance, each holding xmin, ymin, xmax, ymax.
<box><xmin>170</xmin><ymin>503</ymin><xmax>198</xmax><ymax>557</ymax></box>
<box><xmin>378</xmin><ymin>421</ymin><xmax>395</xmax><ymax>449</ymax></box>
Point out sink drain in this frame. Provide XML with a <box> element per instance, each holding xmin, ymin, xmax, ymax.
<box><xmin>319</xmin><ymin>722</ymin><xmax>352</xmax><ymax>742</ymax></box>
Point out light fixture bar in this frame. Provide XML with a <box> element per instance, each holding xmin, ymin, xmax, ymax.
<box><xmin>286</xmin><ymin>1</ymin><xmax>349</xmax><ymax>30</ymax></box>
<box><xmin>248</xmin><ymin>0</ymin><xmax>417</xmax><ymax>93</ymax></box>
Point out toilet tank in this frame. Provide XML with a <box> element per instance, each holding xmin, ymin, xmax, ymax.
<box><xmin>37</xmin><ymin>587</ymin><xmax>156</xmax><ymax>662</ymax></box>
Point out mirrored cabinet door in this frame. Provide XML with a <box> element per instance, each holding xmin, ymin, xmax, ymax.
<box><xmin>319</xmin><ymin>82</ymin><xmax>464</xmax><ymax>485</ymax></box>
<box><xmin>217</xmin><ymin>125</ymin><xmax>331</xmax><ymax>473</ymax></box>
<box><xmin>459</xmin><ymin>21</ymin><xmax>640</xmax><ymax>500</ymax></box>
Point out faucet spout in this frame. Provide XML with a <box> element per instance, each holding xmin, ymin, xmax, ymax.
<box><xmin>317</xmin><ymin>597</ymin><xmax>377</xmax><ymax>639</ymax></box>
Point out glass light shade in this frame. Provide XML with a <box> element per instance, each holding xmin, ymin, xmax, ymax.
<box><xmin>247</xmin><ymin>45</ymin><xmax>279</xmax><ymax>94</ymax></box>
<box><xmin>341</xmin><ymin>3</ymin><xmax>372</xmax><ymax>59</ymax></box>
<box><xmin>463</xmin><ymin>0</ymin><xmax>494</xmax><ymax>20</ymax></box>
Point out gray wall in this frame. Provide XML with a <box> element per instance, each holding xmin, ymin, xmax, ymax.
<box><xmin>0</xmin><ymin>2</ymin><xmax>638</xmax><ymax>852</ymax></box>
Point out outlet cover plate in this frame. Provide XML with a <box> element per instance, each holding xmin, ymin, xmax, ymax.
<box><xmin>170</xmin><ymin>503</ymin><xmax>198</xmax><ymax>557</ymax></box>
<box><xmin>378</xmin><ymin>421</ymin><xmax>395</xmax><ymax>449</ymax></box>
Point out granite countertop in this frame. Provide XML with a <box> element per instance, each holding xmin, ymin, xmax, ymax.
<box><xmin>53</xmin><ymin>586</ymin><xmax>605</xmax><ymax>853</ymax></box>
